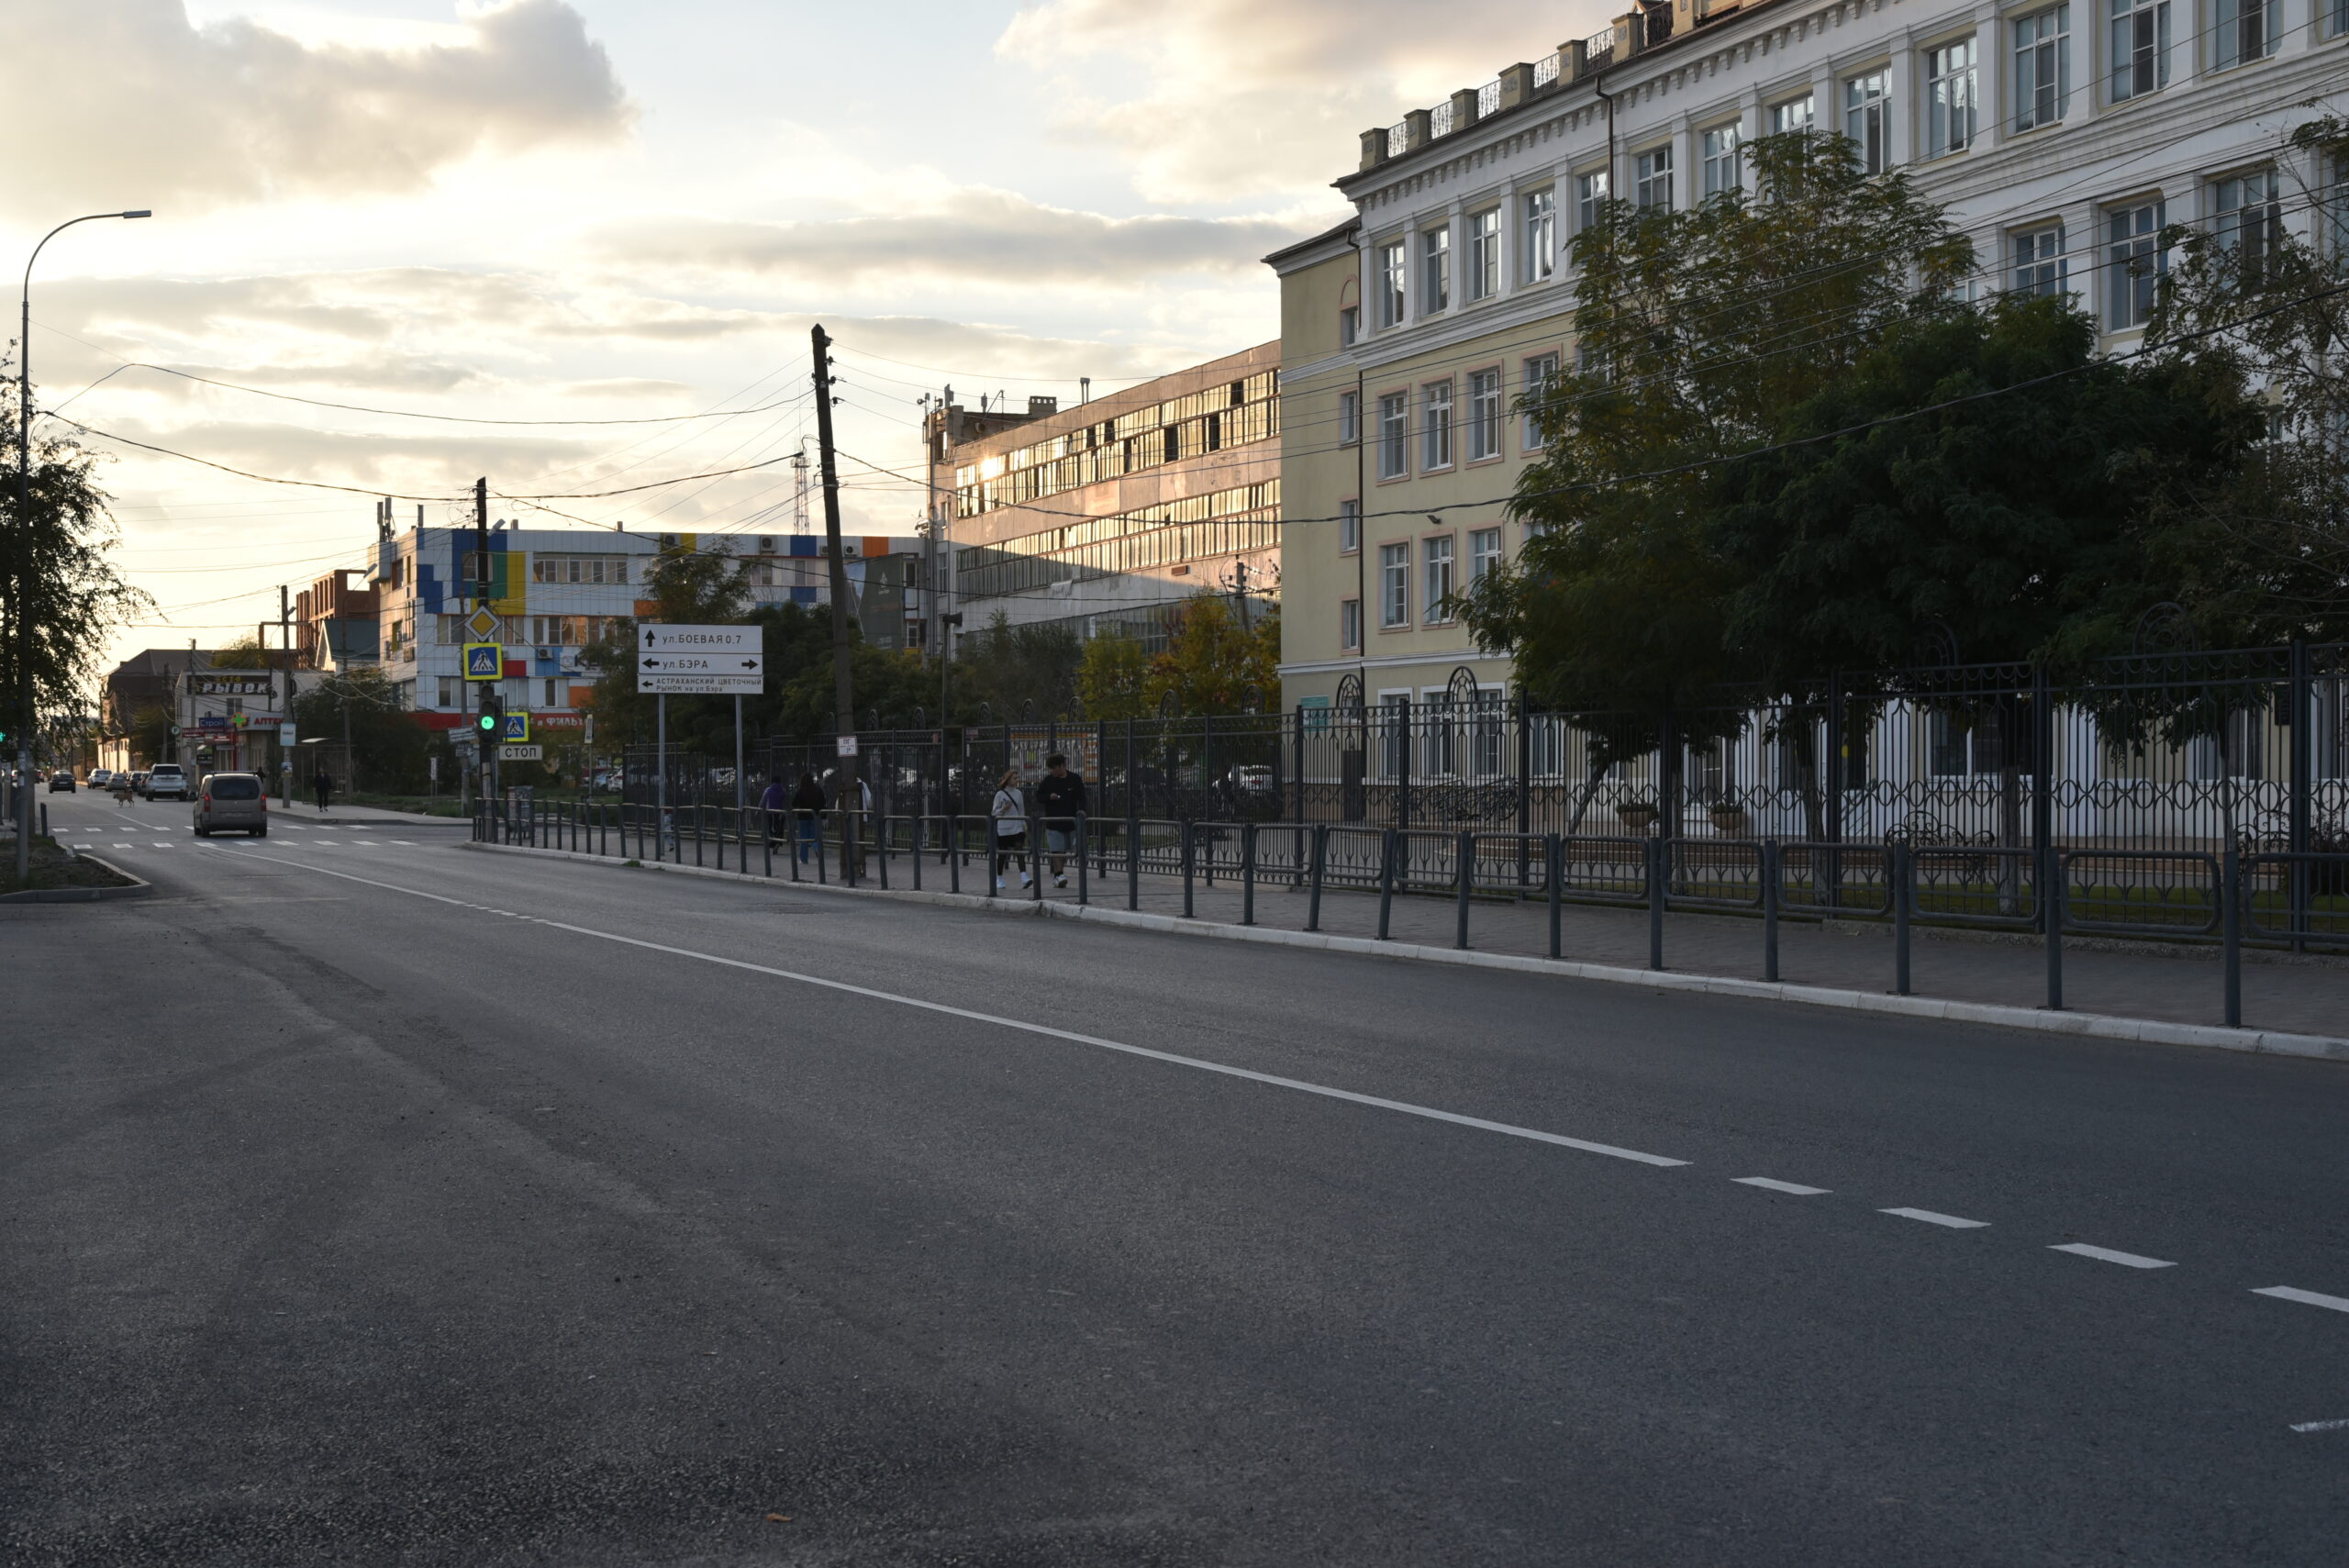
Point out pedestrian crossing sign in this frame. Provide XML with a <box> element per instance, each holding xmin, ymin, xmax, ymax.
<box><xmin>502</xmin><ymin>712</ymin><xmax>530</xmax><ymax>743</ymax></box>
<box><xmin>463</xmin><ymin>642</ymin><xmax>502</xmax><ymax>681</ymax></box>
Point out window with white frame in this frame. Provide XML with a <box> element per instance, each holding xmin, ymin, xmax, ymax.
<box><xmin>1421</xmin><ymin>226</ymin><xmax>1451</xmax><ymax>314</ymax></box>
<box><xmin>1522</xmin><ymin>188</ymin><xmax>1557</xmax><ymax>281</ymax></box>
<box><xmin>1926</xmin><ymin>39</ymin><xmax>1977</xmax><ymax>155</ymax></box>
<box><xmin>2106</xmin><ymin>201</ymin><xmax>2165</xmax><ymax>329</ymax></box>
<box><xmin>1466</xmin><ymin>206</ymin><xmax>1502</xmax><ymax>301</ymax></box>
<box><xmin>1339</xmin><ymin>390</ymin><xmax>1359</xmax><ymax>445</ymax></box>
<box><xmin>2011</xmin><ymin>226</ymin><xmax>2066</xmax><ymax>296</ymax></box>
<box><xmin>1769</xmin><ymin>95</ymin><xmax>1816</xmax><ymax>134</ymax></box>
<box><xmin>2109</xmin><ymin>0</ymin><xmax>2170</xmax><ymax>99</ymax></box>
<box><xmin>1700</xmin><ymin>124</ymin><xmax>1742</xmax><ymax>198</ymax></box>
<box><xmin>1341</xmin><ymin>598</ymin><xmax>1363</xmax><ymax>650</ymax></box>
<box><xmin>1339</xmin><ymin>498</ymin><xmax>1361</xmax><ymax>554</ymax></box>
<box><xmin>1634</xmin><ymin>147</ymin><xmax>1674</xmax><ymax>212</ymax></box>
<box><xmin>2214</xmin><ymin>0</ymin><xmax>2276</xmax><ymax>68</ymax></box>
<box><xmin>1843</xmin><ymin>71</ymin><xmax>1889</xmax><ymax>174</ymax></box>
<box><xmin>2213</xmin><ymin>170</ymin><xmax>2282</xmax><ymax>272</ymax></box>
<box><xmin>1376</xmin><ymin>241</ymin><xmax>1407</xmax><ymax>328</ymax></box>
<box><xmin>1421</xmin><ymin>380</ymin><xmax>1454</xmax><ymax>470</ymax></box>
<box><xmin>2013</xmin><ymin>7</ymin><xmax>2071</xmax><ymax>131</ymax></box>
<box><xmin>1468</xmin><ymin>528</ymin><xmax>1503</xmax><ymax>584</ymax></box>
<box><xmin>1376</xmin><ymin>393</ymin><xmax>1408</xmax><ymax>479</ymax></box>
<box><xmin>1575</xmin><ymin>170</ymin><xmax>1610</xmax><ymax>233</ymax></box>
<box><xmin>1379</xmin><ymin>545</ymin><xmax>1409</xmax><ymax>627</ymax></box>
<box><xmin>1466</xmin><ymin>370</ymin><xmax>1502</xmax><ymax>462</ymax></box>
<box><xmin>1422</xmin><ymin>536</ymin><xmax>1455</xmax><ymax>623</ymax></box>
<box><xmin>1522</xmin><ymin>352</ymin><xmax>1560</xmax><ymax>448</ymax></box>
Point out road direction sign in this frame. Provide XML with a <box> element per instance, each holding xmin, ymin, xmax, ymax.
<box><xmin>640</xmin><ymin>623</ymin><xmax>761</xmax><ymax>655</ymax></box>
<box><xmin>637</xmin><ymin>624</ymin><xmax>765</xmax><ymax>694</ymax></box>
<box><xmin>463</xmin><ymin>642</ymin><xmax>503</xmax><ymax>681</ymax></box>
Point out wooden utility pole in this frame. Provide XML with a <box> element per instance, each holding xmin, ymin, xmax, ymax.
<box><xmin>810</xmin><ymin>327</ymin><xmax>860</xmax><ymax>838</ymax></box>
<box><xmin>278</xmin><ymin>584</ymin><xmax>292</xmax><ymax>803</ymax></box>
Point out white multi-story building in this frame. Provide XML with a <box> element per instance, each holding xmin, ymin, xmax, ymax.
<box><xmin>1271</xmin><ymin>0</ymin><xmax>2348</xmax><ymax>714</ymax></box>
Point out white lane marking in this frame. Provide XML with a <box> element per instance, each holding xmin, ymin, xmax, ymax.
<box><xmin>111</xmin><ymin>843</ymin><xmax>133</xmax><ymax>849</ymax></box>
<box><xmin>150</xmin><ymin>843</ymin><xmax>173</xmax><ymax>850</ymax></box>
<box><xmin>353</xmin><ymin>840</ymin><xmax>381</xmax><ymax>846</ymax></box>
<box><xmin>1734</xmin><ymin>1176</ymin><xmax>1830</xmax><ymax>1195</ymax></box>
<box><xmin>72</xmin><ymin>843</ymin><xmax>92</xmax><ymax>850</ymax></box>
<box><xmin>2289</xmin><ymin>1417</ymin><xmax>2349</xmax><ymax>1433</ymax></box>
<box><xmin>1881</xmin><ymin>1207</ymin><xmax>1989</xmax><ymax>1229</ymax></box>
<box><xmin>392</xmin><ymin>840</ymin><xmax>417</xmax><ymax>846</ymax></box>
<box><xmin>2050</xmin><ymin>1242</ymin><xmax>2175</xmax><ymax>1269</ymax></box>
<box><xmin>2254</xmin><ymin>1285</ymin><xmax>2349</xmax><ymax>1314</ymax></box>
<box><xmin>217</xmin><ymin>852</ymin><xmax>1694</xmax><ymax>1170</ymax></box>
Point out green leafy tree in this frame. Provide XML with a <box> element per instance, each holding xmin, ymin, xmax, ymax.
<box><xmin>292</xmin><ymin>669</ymin><xmax>430</xmax><ymax>791</ymax></box>
<box><xmin>1144</xmin><ymin>596</ymin><xmax>1279</xmax><ymax>717</ymax></box>
<box><xmin>208</xmin><ymin>636</ymin><xmax>272</xmax><ymax>670</ymax></box>
<box><xmin>952</xmin><ymin>612</ymin><xmax>1081</xmax><ymax>719</ymax></box>
<box><xmin>1075</xmin><ymin>631</ymin><xmax>1152</xmax><ymax>720</ymax></box>
<box><xmin>1460</xmin><ymin>130</ymin><xmax>1969</xmax><ymax>828</ymax></box>
<box><xmin>2134</xmin><ymin>116</ymin><xmax>2349</xmax><ymax>645</ymax></box>
<box><xmin>0</xmin><ymin>375</ymin><xmax>150</xmax><ymax>751</ymax></box>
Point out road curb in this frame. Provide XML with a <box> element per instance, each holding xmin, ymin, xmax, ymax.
<box><xmin>459</xmin><ymin>840</ymin><xmax>2349</xmax><ymax>1063</ymax></box>
<box><xmin>0</xmin><ymin>853</ymin><xmax>153</xmax><ymax>904</ymax></box>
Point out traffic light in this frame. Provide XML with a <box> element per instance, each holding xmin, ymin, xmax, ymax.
<box><xmin>476</xmin><ymin>695</ymin><xmax>503</xmax><ymax>742</ymax></box>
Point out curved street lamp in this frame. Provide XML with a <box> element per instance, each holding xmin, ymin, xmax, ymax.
<box><xmin>14</xmin><ymin>208</ymin><xmax>150</xmax><ymax>880</ymax></box>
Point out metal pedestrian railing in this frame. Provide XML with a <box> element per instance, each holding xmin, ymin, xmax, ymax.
<box><xmin>473</xmin><ymin>800</ymin><xmax>2349</xmax><ymax>1037</ymax></box>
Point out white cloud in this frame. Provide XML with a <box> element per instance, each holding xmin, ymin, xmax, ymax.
<box><xmin>3</xmin><ymin>0</ymin><xmax>632</xmax><ymax>219</ymax></box>
<box><xmin>996</xmin><ymin>0</ymin><xmax>1616</xmax><ymax>203</ymax></box>
<box><xmin>593</xmin><ymin>188</ymin><xmax>1315</xmax><ymax>287</ymax></box>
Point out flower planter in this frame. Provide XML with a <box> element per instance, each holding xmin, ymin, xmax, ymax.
<box><xmin>1709</xmin><ymin>809</ymin><xmax>1750</xmax><ymax>836</ymax></box>
<box><xmin>1614</xmin><ymin>804</ymin><xmax>1659</xmax><ymax>829</ymax></box>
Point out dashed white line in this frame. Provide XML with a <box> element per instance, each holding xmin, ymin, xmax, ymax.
<box><xmin>353</xmin><ymin>840</ymin><xmax>381</xmax><ymax>846</ymax></box>
<box><xmin>392</xmin><ymin>840</ymin><xmax>417</xmax><ymax>845</ymax></box>
<box><xmin>2050</xmin><ymin>1242</ymin><xmax>2175</xmax><ymax>1269</ymax></box>
<box><xmin>1735</xmin><ymin>1177</ymin><xmax>1831</xmax><ymax>1195</ymax></box>
<box><xmin>111</xmin><ymin>843</ymin><xmax>132</xmax><ymax>849</ymax></box>
<box><xmin>2289</xmin><ymin>1417</ymin><xmax>2349</xmax><ymax>1433</ymax></box>
<box><xmin>2254</xmin><ymin>1285</ymin><xmax>2349</xmax><ymax>1314</ymax></box>
<box><xmin>1881</xmin><ymin>1207</ymin><xmax>1989</xmax><ymax>1229</ymax></box>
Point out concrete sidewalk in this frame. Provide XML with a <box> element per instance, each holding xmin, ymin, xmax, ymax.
<box><xmin>271</xmin><ymin>795</ymin><xmax>469</xmax><ymax>827</ymax></box>
<box><xmin>465</xmin><ymin>834</ymin><xmax>2349</xmax><ymax>1059</ymax></box>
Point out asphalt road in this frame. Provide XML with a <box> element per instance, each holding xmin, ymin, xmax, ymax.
<box><xmin>7</xmin><ymin>791</ymin><xmax>2348</xmax><ymax>1566</ymax></box>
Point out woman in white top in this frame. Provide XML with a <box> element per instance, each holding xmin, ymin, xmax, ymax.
<box><xmin>989</xmin><ymin>767</ymin><xmax>1030</xmax><ymax>891</ymax></box>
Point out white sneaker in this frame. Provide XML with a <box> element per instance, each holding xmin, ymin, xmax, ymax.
<box><xmin>1020</xmin><ymin>873</ymin><xmax>1032</xmax><ymax>887</ymax></box>
<box><xmin>995</xmin><ymin>877</ymin><xmax>1005</xmax><ymax>890</ymax></box>
<box><xmin>1053</xmin><ymin>875</ymin><xmax>1068</xmax><ymax>887</ymax></box>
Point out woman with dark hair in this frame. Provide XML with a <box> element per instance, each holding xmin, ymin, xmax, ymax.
<box><xmin>989</xmin><ymin>767</ymin><xmax>1029</xmax><ymax>892</ymax></box>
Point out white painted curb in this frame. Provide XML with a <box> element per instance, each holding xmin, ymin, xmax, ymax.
<box><xmin>461</xmin><ymin>840</ymin><xmax>2349</xmax><ymax>1063</ymax></box>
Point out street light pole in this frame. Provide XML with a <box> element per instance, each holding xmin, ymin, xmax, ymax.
<box><xmin>15</xmin><ymin>208</ymin><xmax>149</xmax><ymax>881</ymax></box>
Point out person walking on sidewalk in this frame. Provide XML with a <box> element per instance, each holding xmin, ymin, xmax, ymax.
<box><xmin>1035</xmin><ymin>751</ymin><xmax>1086</xmax><ymax>888</ymax></box>
<box><xmin>758</xmin><ymin>773</ymin><xmax>787</xmax><ymax>848</ymax></box>
<box><xmin>989</xmin><ymin>767</ymin><xmax>1030</xmax><ymax>892</ymax></box>
<box><xmin>313</xmin><ymin>768</ymin><xmax>334</xmax><ymax>814</ymax></box>
<box><xmin>790</xmin><ymin>772</ymin><xmax>825</xmax><ymax>863</ymax></box>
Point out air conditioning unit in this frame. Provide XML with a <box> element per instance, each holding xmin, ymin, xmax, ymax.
<box><xmin>756</xmin><ymin>537</ymin><xmax>777</xmax><ymax>556</ymax></box>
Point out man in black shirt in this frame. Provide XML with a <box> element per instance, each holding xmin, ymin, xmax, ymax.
<box><xmin>1034</xmin><ymin>752</ymin><xmax>1087</xmax><ymax>888</ymax></box>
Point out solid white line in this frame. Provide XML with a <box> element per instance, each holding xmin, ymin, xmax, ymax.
<box><xmin>2050</xmin><ymin>1241</ymin><xmax>2175</xmax><ymax>1269</ymax></box>
<box><xmin>2254</xmin><ymin>1285</ymin><xmax>2349</xmax><ymax>1314</ymax></box>
<box><xmin>1881</xmin><ymin>1207</ymin><xmax>1989</xmax><ymax>1229</ymax></box>
<box><xmin>1734</xmin><ymin>1177</ymin><xmax>1831</xmax><ymax>1195</ymax></box>
<box><xmin>217</xmin><ymin>851</ymin><xmax>1693</xmax><ymax>1170</ymax></box>
<box><xmin>2290</xmin><ymin>1417</ymin><xmax>2349</xmax><ymax>1433</ymax></box>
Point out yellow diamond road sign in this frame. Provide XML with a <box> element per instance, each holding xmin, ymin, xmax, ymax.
<box><xmin>465</xmin><ymin>608</ymin><xmax>500</xmax><ymax>640</ymax></box>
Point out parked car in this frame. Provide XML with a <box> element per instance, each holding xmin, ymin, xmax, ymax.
<box><xmin>145</xmin><ymin>763</ymin><xmax>190</xmax><ymax>801</ymax></box>
<box><xmin>193</xmin><ymin>772</ymin><xmax>267</xmax><ymax>837</ymax></box>
<box><xmin>48</xmin><ymin>770</ymin><xmax>76</xmax><ymax>792</ymax></box>
<box><xmin>89</xmin><ymin>768</ymin><xmax>113</xmax><ymax>789</ymax></box>
<box><xmin>129</xmin><ymin>770</ymin><xmax>152</xmax><ymax>797</ymax></box>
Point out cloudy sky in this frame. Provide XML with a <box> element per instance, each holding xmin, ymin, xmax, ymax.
<box><xmin>8</xmin><ymin>0</ymin><xmax>1602</xmax><ymax>674</ymax></box>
